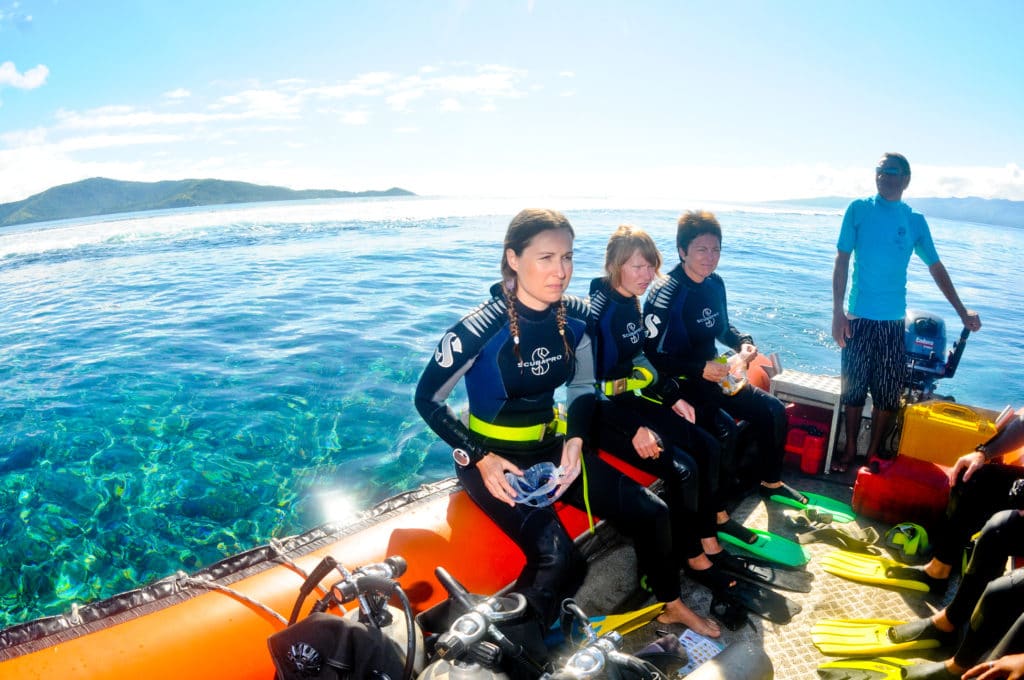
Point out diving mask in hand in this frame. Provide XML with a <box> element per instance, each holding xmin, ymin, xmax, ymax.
<box><xmin>505</xmin><ymin>461</ymin><xmax>567</xmax><ymax>507</ymax></box>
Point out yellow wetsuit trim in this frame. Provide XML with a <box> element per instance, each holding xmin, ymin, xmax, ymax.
<box><xmin>598</xmin><ymin>366</ymin><xmax>655</xmax><ymax>397</ymax></box>
<box><xmin>468</xmin><ymin>407</ymin><xmax>567</xmax><ymax>442</ymax></box>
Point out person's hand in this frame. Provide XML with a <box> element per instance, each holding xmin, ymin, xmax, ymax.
<box><xmin>703</xmin><ymin>360</ymin><xmax>729</xmax><ymax>382</ymax></box>
<box><xmin>961</xmin><ymin>310</ymin><xmax>982</xmax><ymax>333</ymax></box>
<box><xmin>477</xmin><ymin>453</ymin><xmax>523</xmax><ymax>507</ymax></box>
<box><xmin>555</xmin><ymin>437</ymin><xmax>583</xmax><ymax>495</ymax></box>
<box><xmin>962</xmin><ymin>653</ymin><xmax>1024</xmax><ymax>679</ymax></box>
<box><xmin>950</xmin><ymin>450</ymin><xmax>986</xmax><ymax>485</ymax></box>
<box><xmin>739</xmin><ymin>342</ymin><xmax>758</xmax><ymax>365</ymax></box>
<box><xmin>832</xmin><ymin>312</ymin><xmax>852</xmax><ymax>348</ymax></box>
<box><xmin>671</xmin><ymin>398</ymin><xmax>696</xmax><ymax>423</ymax></box>
<box><xmin>632</xmin><ymin>427</ymin><xmax>663</xmax><ymax>459</ymax></box>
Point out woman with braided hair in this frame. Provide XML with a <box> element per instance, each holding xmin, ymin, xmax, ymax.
<box><xmin>415</xmin><ymin>209</ymin><xmax>720</xmax><ymax>637</ymax></box>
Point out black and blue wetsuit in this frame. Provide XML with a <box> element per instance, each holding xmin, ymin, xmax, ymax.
<box><xmin>942</xmin><ymin>509</ymin><xmax>1024</xmax><ymax>669</ymax></box>
<box><xmin>930</xmin><ymin>413</ymin><xmax>1024</xmax><ymax>569</ymax></box>
<box><xmin>642</xmin><ymin>264</ymin><xmax>786</xmax><ymax>486</ymax></box>
<box><xmin>415</xmin><ymin>282</ymin><xmax>674</xmax><ymax>625</ymax></box>
<box><xmin>587</xmin><ymin>276</ymin><xmax>722</xmax><ymax>552</ymax></box>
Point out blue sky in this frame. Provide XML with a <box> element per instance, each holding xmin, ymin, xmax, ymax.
<box><xmin>1</xmin><ymin>0</ymin><xmax>1022</xmax><ymax>204</ymax></box>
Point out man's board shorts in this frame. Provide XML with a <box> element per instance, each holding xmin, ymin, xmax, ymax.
<box><xmin>841</xmin><ymin>318</ymin><xmax>904</xmax><ymax>411</ymax></box>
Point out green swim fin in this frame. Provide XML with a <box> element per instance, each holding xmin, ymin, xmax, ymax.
<box><xmin>769</xmin><ymin>489</ymin><xmax>856</xmax><ymax>523</ymax></box>
<box><xmin>817</xmin><ymin>656</ymin><xmax>915</xmax><ymax>679</ymax></box>
<box><xmin>717</xmin><ymin>527</ymin><xmax>809</xmax><ymax>568</ymax></box>
<box><xmin>811</xmin><ymin>618</ymin><xmax>945</xmax><ymax>656</ymax></box>
<box><xmin>819</xmin><ymin>550</ymin><xmax>931</xmax><ymax>593</ymax></box>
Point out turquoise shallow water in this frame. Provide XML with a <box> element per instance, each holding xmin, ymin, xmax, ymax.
<box><xmin>0</xmin><ymin>196</ymin><xmax>1021</xmax><ymax>628</ymax></box>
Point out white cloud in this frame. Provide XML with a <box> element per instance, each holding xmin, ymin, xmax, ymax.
<box><xmin>439</xmin><ymin>98</ymin><xmax>462</xmax><ymax>112</ymax></box>
<box><xmin>559</xmin><ymin>71</ymin><xmax>575</xmax><ymax>78</ymax></box>
<box><xmin>340</xmin><ymin>110</ymin><xmax>369</xmax><ymax>125</ymax></box>
<box><xmin>212</xmin><ymin>88</ymin><xmax>302</xmax><ymax>118</ymax></box>
<box><xmin>386</xmin><ymin>88</ymin><xmax>425</xmax><ymax>111</ymax></box>
<box><xmin>163</xmin><ymin>88</ymin><xmax>191</xmax><ymax>100</ymax></box>
<box><xmin>304</xmin><ymin>71</ymin><xmax>397</xmax><ymax>100</ymax></box>
<box><xmin>56</xmin><ymin>106</ymin><xmax>230</xmax><ymax>129</ymax></box>
<box><xmin>0</xmin><ymin>61</ymin><xmax>49</xmax><ymax>89</ymax></box>
<box><xmin>56</xmin><ymin>133</ymin><xmax>182</xmax><ymax>152</ymax></box>
<box><xmin>395</xmin><ymin>127</ymin><xmax>418</xmax><ymax>134</ymax></box>
<box><xmin>559</xmin><ymin>90</ymin><xmax>576</xmax><ymax>98</ymax></box>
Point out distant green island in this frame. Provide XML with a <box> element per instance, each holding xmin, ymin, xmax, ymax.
<box><xmin>0</xmin><ymin>177</ymin><xmax>416</xmax><ymax>228</ymax></box>
<box><xmin>1</xmin><ymin>177</ymin><xmax>1020</xmax><ymax>230</ymax></box>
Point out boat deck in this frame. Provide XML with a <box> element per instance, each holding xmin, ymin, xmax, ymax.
<box><xmin>572</xmin><ymin>466</ymin><xmax>956</xmax><ymax>679</ymax></box>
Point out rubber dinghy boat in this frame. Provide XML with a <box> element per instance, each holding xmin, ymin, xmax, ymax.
<box><xmin>4</xmin><ymin>454</ymin><xmax>759</xmax><ymax>680</ymax></box>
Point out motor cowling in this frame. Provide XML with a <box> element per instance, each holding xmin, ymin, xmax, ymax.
<box><xmin>904</xmin><ymin>309</ymin><xmax>948</xmax><ymax>378</ymax></box>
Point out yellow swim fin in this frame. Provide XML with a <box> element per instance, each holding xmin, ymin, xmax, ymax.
<box><xmin>589</xmin><ymin>601</ymin><xmax>666</xmax><ymax>637</ymax></box>
<box><xmin>817</xmin><ymin>656</ymin><xmax>916</xmax><ymax>679</ymax></box>
<box><xmin>811</xmin><ymin>618</ymin><xmax>945</xmax><ymax>656</ymax></box>
<box><xmin>820</xmin><ymin>550</ymin><xmax>931</xmax><ymax>592</ymax></box>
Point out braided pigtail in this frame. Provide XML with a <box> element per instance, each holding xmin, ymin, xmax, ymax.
<box><xmin>502</xmin><ymin>282</ymin><xmax>523</xmax><ymax>365</ymax></box>
<box><xmin>557</xmin><ymin>299</ymin><xmax>573</xmax><ymax>361</ymax></box>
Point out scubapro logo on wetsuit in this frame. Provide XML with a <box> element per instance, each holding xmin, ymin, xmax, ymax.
<box><xmin>622</xmin><ymin>321</ymin><xmax>644</xmax><ymax>345</ymax></box>
<box><xmin>644</xmin><ymin>314</ymin><xmax>661</xmax><ymax>339</ymax></box>
<box><xmin>434</xmin><ymin>332</ymin><xmax>462</xmax><ymax>368</ymax></box>
<box><xmin>518</xmin><ymin>346</ymin><xmax>564</xmax><ymax>376</ymax></box>
<box><xmin>698</xmin><ymin>308</ymin><xmax>719</xmax><ymax>328</ymax></box>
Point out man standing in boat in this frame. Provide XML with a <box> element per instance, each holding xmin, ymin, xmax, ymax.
<box><xmin>831</xmin><ymin>152</ymin><xmax>982</xmax><ymax>472</ymax></box>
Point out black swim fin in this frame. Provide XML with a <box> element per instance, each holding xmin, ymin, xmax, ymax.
<box><xmin>722</xmin><ymin>579</ymin><xmax>802</xmax><ymax>624</ymax></box>
<box><xmin>710</xmin><ymin>550</ymin><xmax>814</xmax><ymax>593</ymax></box>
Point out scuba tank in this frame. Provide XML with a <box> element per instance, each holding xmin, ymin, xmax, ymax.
<box><xmin>418</xmin><ymin>566</ymin><xmax>545</xmax><ymax>680</ymax></box>
<box><xmin>339</xmin><ymin>556</ymin><xmax>426</xmax><ymax>674</ymax></box>
<box><xmin>540</xmin><ymin>599</ymin><xmax>671</xmax><ymax>680</ymax></box>
<box><xmin>268</xmin><ymin>554</ymin><xmax>422</xmax><ymax>680</ymax></box>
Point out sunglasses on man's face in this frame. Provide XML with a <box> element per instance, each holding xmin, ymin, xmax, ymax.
<box><xmin>877</xmin><ymin>166</ymin><xmax>907</xmax><ymax>176</ymax></box>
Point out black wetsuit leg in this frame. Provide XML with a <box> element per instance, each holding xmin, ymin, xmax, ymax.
<box><xmin>954</xmin><ymin>567</ymin><xmax>1024</xmax><ymax>669</ymax></box>
<box><xmin>711</xmin><ymin>385</ymin><xmax>787</xmax><ymax>485</ymax></box>
<box><xmin>727</xmin><ymin>384</ymin><xmax>787</xmax><ymax>483</ymax></box>
<box><xmin>561</xmin><ymin>449</ymin><xmax>682</xmax><ymax>605</ymax></box>
<box><xmin>591</xmin><ymin>402</ymin><xmax>702</xmax><ymax>564</ymax></box>
<box><xmin>628</xmin><ymin>397</ymin><xmax>724</xmax><ymax>541</ymax></box>
<box><xmin>456</xmin><ymin>445</ymin><xmax>587</xmax><ymax>628</ymax></box>
<box><xmin>932</xmin><ymin>465</ymin><xmax>1024</xmax><ymax>567</ymax></box>
<box><xmin>946</xmin><ymin>509</ymin><xmax>1024</xmax><ymax>626</ymax></box>
<box><xmin>986</xmin><ymin>611</ymin><xmax>1024</xmax><ymax>660</ymax></box>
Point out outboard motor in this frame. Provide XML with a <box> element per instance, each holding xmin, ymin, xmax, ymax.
<box><xmin>904</xmin><ymin>310</ymin><xmax>970</xmax><ymax>402</ymax></box>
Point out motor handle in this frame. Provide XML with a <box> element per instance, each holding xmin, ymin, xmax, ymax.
<box><xmin>943</xmin><ymin>326</ymin><xmax>971</xmax><ymax>379</ymax></box>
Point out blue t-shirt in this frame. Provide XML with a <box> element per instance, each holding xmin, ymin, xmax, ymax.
<box><xmin>837</xmin><ymin>194</ymin><xmax>940</xmax><ymax>320</ymax></box>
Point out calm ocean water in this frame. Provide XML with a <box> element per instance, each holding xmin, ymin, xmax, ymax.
<box><xmin>1</xmin><ymin>196</ymin><xmax>1021</xmax><ymax>628</ymax></box>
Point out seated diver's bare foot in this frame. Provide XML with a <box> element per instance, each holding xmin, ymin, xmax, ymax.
<box><xmin>657</xmin><ymin>598</ymin><xmax>721</xmax><ymax>638</ymax></box>
<box><xmin>702</xmin><ymin>538</ymin><xmax>724</xmax><ymax>556</ymax></box>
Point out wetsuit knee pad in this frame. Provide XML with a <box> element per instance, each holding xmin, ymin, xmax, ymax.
<box><xmin>974</xmin><ymin>509</ymin><xmax>1018</xmax><ymax>553</ymax></box>
<box><xmin>619</xmin><ymin>479</ymin><xmax>670</xmax><ymax>524</ymax></box>
<box><xmin>969</xmin><ymin>569</ymin><xmax>1024</xmax><ymax>632</ymax></box>
<box><xmin>521</xmin><ymin>512</ymin><xmax>587</xmax><ymax>588</ymax></box>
